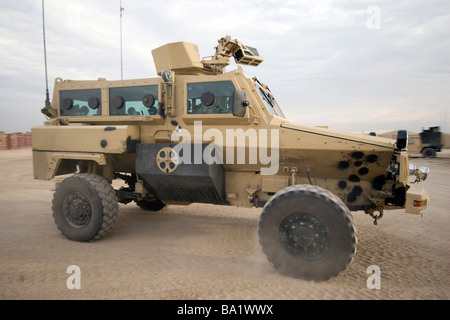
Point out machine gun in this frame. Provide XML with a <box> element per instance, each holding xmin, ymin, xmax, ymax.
<box><xmin>201</xmin><ymin>35</ymin><xmax>264</xmax><ymax>73</ymax></box>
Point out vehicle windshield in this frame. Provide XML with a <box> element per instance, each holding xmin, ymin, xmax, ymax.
<box><xmin>253</xmin><ymin>80</ymin><xmax>285</xmax><ymax>119</ymax></box>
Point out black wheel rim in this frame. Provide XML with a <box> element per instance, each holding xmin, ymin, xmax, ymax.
<box><xmin>278</xmin><ymin>212</ymin><xmax>330</xmax><ymax>261</ymax></box>
<box><xmin>63</xmin><ymin>192</ymin><xmax>92</xmax><ymax>228</ymax></box>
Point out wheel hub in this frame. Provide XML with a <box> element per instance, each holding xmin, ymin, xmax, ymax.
<box><xmin>63</xmin><ymin>192</ymin><xmax>92</xmax><ymax>228</ymax></box>
<box><xmin>279</xmin><ymin>212</ymin><xmax>330</xmax><ymax>261</ymax></box>
<box><xmin>292</xmin><ymin>227</ymin><xmax>315</xmax><ymax>248</ymax></box>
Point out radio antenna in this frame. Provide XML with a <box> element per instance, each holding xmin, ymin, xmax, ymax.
<box><xmin>40</xmin><ymin>0</ymin><xmax>56</xmax><ymax>117</ymax></box>
<box><xmin>42</xmin><ymin>0</ymin><xmax>50</xmax><ymax>108</ymax></box>
<box><xmin>120</xmin><ymin>1</ymin><xmax>124</xmax><ymax>80</ymax></box>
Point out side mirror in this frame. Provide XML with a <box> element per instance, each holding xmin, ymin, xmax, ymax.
<box><xmin>232</xmin><ymin>90</ymin><xmax>249</xmax><ymax>117</ymax></box>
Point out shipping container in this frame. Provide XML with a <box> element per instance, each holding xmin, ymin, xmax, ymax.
<box><xmin>18</xmin><ymin>133</ymin><xmax>31</xmax><ymax>148</ymax></box>
<box><xmin>25</xmin><ymin>132</ymin><xmax>32</xmax><ymax>147</ymax></box>
<box><xmin>0</xmin><ymin>132</ymin><xmax>7</xmax><ymax>150</ymax></box>
<box><xmin>1</xmin><ymin>132</ymin><xmax>33</xmax><ymax>149</ymax></box>
<box><xmin>7</xmin><ymin>133</ymin><xmax>20</xmax><ymax>149</ymax></box>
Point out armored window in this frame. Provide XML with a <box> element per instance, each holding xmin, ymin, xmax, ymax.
<box><xmin>60</xmin><ymin>89</ymin><xmax>102</xmax><ymax>116</ymax></box>
<box><xmin>255</xmin><ymin>85</ymin><xmax>277</xmax><ymax>116</ymax></box>
<box><xmin>267</xmin><ymin>92</ymin><xmax>285</xmax><ymax>119</ymax></box>
<box><xmin>187</xmin><ymin>81</ymin><xmax>235</xmax><ymax>115</ymax></box>
<box><xmin>109</xmin><ymin>85</ymin><xmax>159</xmax><ymax>116</ymax></box>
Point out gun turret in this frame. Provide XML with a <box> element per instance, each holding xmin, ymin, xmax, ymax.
<box><xmin>152</xmin><ymin>36</ymin><xmax>263</xmax><ymax>76</ymax></box>
<box><xmin>202</xmin><ymin>35</ymin><xmax>264</xmax><ymax>73</ymax></box>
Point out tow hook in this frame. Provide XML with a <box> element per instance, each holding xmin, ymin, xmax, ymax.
<box><xmin>365</xmin><ymin>208</ymin><xmax>384</xmax><ymax>225</ymax></box>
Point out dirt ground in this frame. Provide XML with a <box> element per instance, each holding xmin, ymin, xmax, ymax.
<box><xmin>0</xmin><ymin>148</ymin><xmax>449</xmax><ymax>300</ymax></box>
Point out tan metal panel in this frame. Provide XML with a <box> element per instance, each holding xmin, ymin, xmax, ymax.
<box><xmin>31</xmin><ymin>125</ymin><xmax>139</xmax><ymax>153</ymax></box>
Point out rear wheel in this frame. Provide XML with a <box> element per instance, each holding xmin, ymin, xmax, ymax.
<box><xmin>135</xmin><ymin>197</ymin><xmax>166</xmax><ymax>211</ymax></box>
<box><xmin>52</xmin><ymin>173</ymin><xmax>118</xmax><ymax>241</ymax></box>
<box><xmin>258</xmin><ymin>184</ymin><xmax>357</xmax><ymax>281</ymax></box>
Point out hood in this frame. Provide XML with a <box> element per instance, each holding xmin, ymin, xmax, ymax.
<box><xmin>280</xmin><ymin>123</ymin><xmax>395</xmax><ymax>150</ymax></box>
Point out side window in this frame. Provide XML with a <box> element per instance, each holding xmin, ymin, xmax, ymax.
<box><xmin>109</xmin><ymin>85</ymin><xmax>159</xmax><ymax>116</ymax></box>
<box><xmin>267</xmin><ymin>92</ymin><xmax>285</xmax><ymax>119</ymax></box>
<box><xmin>60</xmin><ymin>89</ymin><xmax>101</xmax><ymax>116</ymax></box>
<box><xmin>187</xmin><ymin>81</ymin><xmax>235</xmax><ymax>114</ymax></box>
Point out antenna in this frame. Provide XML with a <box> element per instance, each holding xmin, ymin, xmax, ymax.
<box><xmin>120</xmin><ymin>1</ymin><xmax>124</xmax><ymax>80</ymax></box>
<box><xmin>42</xmin><ymin>0</ymin><xmax>50</xmax><ymax>109</ymax></box>
<box><xmin>40</xmin><ymin>0</ymin><xmax>56</xmax><ymax>117</ymax></box>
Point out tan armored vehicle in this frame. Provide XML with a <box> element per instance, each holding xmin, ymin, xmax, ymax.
<box><xmin>379</xmin><ymin>126</ymin><xmax>444</xmax><ymax>158</ymax></box>
<box><xmin>32</xmin><ymin>36</ymin><xmax>430</xmax><ymax>281</ymax></box>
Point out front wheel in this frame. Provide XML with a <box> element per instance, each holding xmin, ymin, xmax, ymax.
<box><xmin>52</xmin><ymin>173</ymin><xmax>119</xmax><ymax>242</ymax></box>
<box><xmin>258</xmin><ymin>185</ymin><xmax>357</xmax><ymax>281</ymax></box>
<box><xmin>422</xmin><ymin>147</ymin><xmax>436</xmax><ymax>158</ymax></box>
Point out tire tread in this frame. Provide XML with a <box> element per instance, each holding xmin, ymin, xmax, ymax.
<box><xmin>258</xmin><ymin>184</ymin><xmax>358</xmax><ymax>281</ymax></box>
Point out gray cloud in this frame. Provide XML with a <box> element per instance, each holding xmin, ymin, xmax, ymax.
<box><xmin>0</xmin><ymin>0</ymin><xmax>448</xmax><ymax>133</ymax></box>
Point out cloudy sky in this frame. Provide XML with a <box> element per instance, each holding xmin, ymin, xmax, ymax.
<box><xmin>0</xmin><ymin>0</ymin><xmax>449</xmax><ymax>133</ymax></box>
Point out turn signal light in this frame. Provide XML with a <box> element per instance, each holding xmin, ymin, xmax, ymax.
<box><xmin>413</xmin><ymin>200</ymin><xmax>424</xmax><ymax>207</ymax></box>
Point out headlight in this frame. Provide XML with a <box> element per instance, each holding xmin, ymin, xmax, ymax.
<box><xmin>410</xmin><ymin>165</ymin><xmax>430</xmax><ymax>183</ymax></box>
<box><xmin>417</xmin><ymin>166</ymin><xmax>430</xmax><ymax>181</ymax></box>
<box><xmin>396</xmin><ymin>130</ymin><xmax>408</xmax><ymax>150</ymax></box>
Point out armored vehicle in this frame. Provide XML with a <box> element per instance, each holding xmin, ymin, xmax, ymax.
<box><xmin>418</xmin><ymin>126</ymin><xmax>443</xmax><ymax>157</ymax></box>
<box><xmin>380</xmin><ymin>126</ymin><xmax>443</xmax><ymax>158</ymax></box>
<box><xmin>405</xmin><ymin>126</ymin><xmax>444</xmax><ymax>158</ymax></box>
<box><xmin>32</xmin><ymin>36</ymin><xmax>430</xmax><ymax>281</ymax></box>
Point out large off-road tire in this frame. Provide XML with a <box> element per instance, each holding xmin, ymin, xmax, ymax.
<box><xmin>422</xmin><ymin>147</ymin><xmax>436</xmax><ymax>158</ymax></box>
<box><xmin>52</xmin><ymin>173</ymin><xmax>119</xmax><ymax>242</ymax></box>
<box><xmin>258</xmin><ymin>184</ymin><xmax>357</xmax><ymax>281</ymax></box>
<box><xmin>135</xmin><ymin>197</ymin><xmax>166</xmax><ymax>211</ymax></box>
